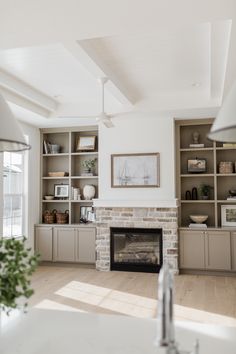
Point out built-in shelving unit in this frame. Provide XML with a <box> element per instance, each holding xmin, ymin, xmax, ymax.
<box><xmin>175</xmin><ymin>118</ymin><xmax>236</xmax><ymax>227</ymax></box>
<box><xmin>40</xmin><ymin>126</ymin><xmax>99</xmax><ymax>224</ymax></box>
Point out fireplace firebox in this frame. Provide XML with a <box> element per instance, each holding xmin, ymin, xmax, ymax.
<box><xmin>110</xmin><ymin>227</ymin><xmax>163</xmax><ymax>273</ymax></box>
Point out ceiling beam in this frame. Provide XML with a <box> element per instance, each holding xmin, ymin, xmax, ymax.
<box><xmin>63</xmin><ymin>40</ymin><xmax>135</xmax><ymax>106</ymax></box>
<box><xmin>0</xmin><ymin>69</ymin><xmax>58</xmax><ymax>116</ymax></box>
<box><xmin>0</xmin><ymin>86</ymin><xmax>53</xmax><ymax>117</ymax></box>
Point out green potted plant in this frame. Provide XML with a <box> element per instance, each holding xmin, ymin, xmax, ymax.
<box><xmin>199</xmin><ymin>184</ymin><xmax>212</xmax><ymax>200</ymax></box>
<box><xmin>82</xmin><ymin>158</ymin><xmax>97</xmax><ymax>175</ymax></box>
<box><xmin>0</xmin><ymin>237</ymin><xmax>39</xmax><ymax>313</ymax></box>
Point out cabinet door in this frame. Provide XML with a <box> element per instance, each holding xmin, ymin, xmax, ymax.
<box><xmin>179</xmin><ymin>230</ymin><xmax>205</xmax><ymax>269</ymax></box>
<box><xmin>231</xmin><ymin>232</ymin><xmax>236</xmax><ymax>271</ymax></box>
<box><xmin>205</xmin><ymin>231</ymin><xmax>231</xmax><ymax>270</ymax></box>
<box><xmin>53</xmin><ymin>227</ymin><xmax>76</xmax><ymax>262</ymax></box>
<box><xmin>35</xmin><ymin>226</ymin><xmax>53</xmax><ymax>261</ymax></box>
<box><xmin>76</xmin><ymin>228</ymin><xmax>96</xmax><ymax>263</ymax></box>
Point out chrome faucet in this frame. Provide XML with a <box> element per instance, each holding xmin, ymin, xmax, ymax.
<box><xmin>155</xmin><ymin>263</ymin><xmax>199</xmax><ymax>354</ymax></box>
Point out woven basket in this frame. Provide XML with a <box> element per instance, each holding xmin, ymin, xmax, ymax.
<box><xmin>48</xmin><ymin>171</ymin><xmax>69</xmax><ymax>177</ymax></box>
<box><xmin>219</xmin><ymin>161</ymin><xmax>233</xmax><ymax>174</ymax></box>
<box><xmin>56</xmin><ymin>210</ymin><xmax>69</xmax><ymax>224</ymax></box>
<box><xmin>43</xmin><ymin>209</ymin><xmax>57</xmax><ymax>224</ymax></box>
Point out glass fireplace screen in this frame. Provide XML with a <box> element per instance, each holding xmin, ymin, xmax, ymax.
<box><xmin>111</xmin><ymin>227</ymin><xmax>162</xmax><ymax>270</ymax></box>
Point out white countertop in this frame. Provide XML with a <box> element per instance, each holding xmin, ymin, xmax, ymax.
<box><xmin>0</xmin><ymin>309</ymin><xmax>236</xmax><ymax>353</ymax></box>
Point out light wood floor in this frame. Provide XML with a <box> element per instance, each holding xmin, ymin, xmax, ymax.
<box><xmin>29</xmin><ymin>264</ymin><xmax>236</xmax><ymax>326</ymax></box>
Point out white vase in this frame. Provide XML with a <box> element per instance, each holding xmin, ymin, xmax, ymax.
<box><xmin>83</xmin><ymin>185</ymin><xmax>95</xmax><ymax>200</ymax></box>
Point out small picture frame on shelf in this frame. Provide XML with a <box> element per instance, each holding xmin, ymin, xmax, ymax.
<box><xmin>76</xmin><ymin>136</ymin><xmax>96</xmax><ymax>151</ymax></box>
<box><xmin>54</xmin><ymin>184</ymin><xmax>69</xmax><ymax>199</ymax></box>
<box><xmin>187</xmin><ymin>158</ymin><xmax>206</xmax><ymax>173</ymax></box>
<box><xmin>221</xmin><ymin>205</ymin><xmax>236</xmax><ymax>226</ymax></box>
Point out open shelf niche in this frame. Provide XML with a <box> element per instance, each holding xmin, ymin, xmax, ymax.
<box><xmin>175</xmin><ymin>118</ymin><xmax>236</xmax><ymax>228</ymax></box>
<box><xmin>40</xmin><ymin>126</ymin><xmax>99</xmax><ymax>224</ymax></box>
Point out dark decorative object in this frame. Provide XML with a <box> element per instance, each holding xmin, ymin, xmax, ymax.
<box><xmin>191</xmin><ymin>187</ymin><xmax>198</xmax><ymax>200</ymax></box>
<box><xmin>188</xmin><ymin>158</ymin><xmax>207</xmax><ymax>173</ymax></box>
<box><xmin>185</xmin><ymin>190</ymin><xmax>191</xmax><ymax>200</ymax></box>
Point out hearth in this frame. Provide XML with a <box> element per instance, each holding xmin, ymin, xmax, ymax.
<box><xmin>110</xmin><ymin>227</ymin><xmax>163</xmax><ymax>273</ymax></box>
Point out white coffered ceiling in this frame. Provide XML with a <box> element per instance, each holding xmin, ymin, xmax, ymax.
<box><xmin>0</xmin><ymin>0</ymin><xmax>235</xmax><ymax>127</ymax></box>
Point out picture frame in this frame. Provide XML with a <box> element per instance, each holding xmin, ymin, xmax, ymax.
<box><xmin>221</xmin><ymin>205</ymin><xmax>236</xmax><ymax>226</ymax></box>
<box><xmin>54</xmin><ymin>184</ymin><xmax>69</xmax><ymax>199</ymax></box>
<box><xmin>76</xmin><ymin>136</ymin><xmax>96</xmax><ymax>151</ymax></box>
<box><xmin>111</xmin><ymin>153</ymin><xmax>160</xmax><ymax>188</ymax></box>
<box><xmin>80</xmin><ymin>206</ymin><xmax>93</xmax><ymax>221</ymax></box>
<box><xmin>187</xmin><ymin>158</ymin><xmax>206</xmax><ymax>173</ymax></box>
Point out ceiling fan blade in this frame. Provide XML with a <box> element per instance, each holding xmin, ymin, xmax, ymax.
<box><xmin>103</xmin><ymin>118</ymin><xmax>114</xmax><ymax>128</ymax></box>
<box><xmin>109</xmin><ymin>111</ymin><xmax>132</xmax><ymax>118</ymax></box>
<box><xmin>56</xmin><ymin>114</ymin><xmax>98</xmax><ymax>119</ymax></box>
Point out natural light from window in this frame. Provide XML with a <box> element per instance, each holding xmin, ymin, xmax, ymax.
<box><xmin>3</xmin><ymin>150</ymin><xmax>27</xmax><ymax>238</ymax></box>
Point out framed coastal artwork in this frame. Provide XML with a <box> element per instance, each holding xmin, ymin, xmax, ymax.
<box><xmin>111</xmin><ymin>153</ymin><xmax>160</xmax><ymax>188</ymax></box>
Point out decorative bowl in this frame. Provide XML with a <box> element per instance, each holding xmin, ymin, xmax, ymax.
<box><xmin>190</xmin><ymin>215</ymin><xmax>208</xmax><ymax>224</ymax></box>
<box><xmin>44</xmin><ymin>195</ymin><xmax>54</xmax><ymax>200</ymax></box>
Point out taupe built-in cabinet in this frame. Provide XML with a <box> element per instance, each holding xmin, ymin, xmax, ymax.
<box><xmin>176</xmin><ymin>118</ymin><xmax>236</xmax><ymax>274</ymax></box>
<box><xmin>35</xmin><ymin>225</ymin><xmax>96</xmax><ymax>264</ymax></box>
<box><xmin>35</xmin><ymin>125</ymin><xmax>98</xmax><ymax>264</ymax></box>
<box><xmin>179</xmin><ymin>229</ymin><xmax>232</xmax><ymax>271</ymax></box>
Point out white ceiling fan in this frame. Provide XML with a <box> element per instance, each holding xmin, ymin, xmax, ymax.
<box><xmin>58</xmin><ymin>77</ymin><xmax>115</xmax><ymax>128</ymax></box>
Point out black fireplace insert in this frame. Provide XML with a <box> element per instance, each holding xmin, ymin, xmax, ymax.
<box><xmin>110</xmin><ymin>227</ymin><xmax>163</xmax><ymax>273</ymax></box>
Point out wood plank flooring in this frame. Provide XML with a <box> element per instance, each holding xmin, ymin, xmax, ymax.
<box><xmin>29</xmin><ymin>264</ymin><xmax>236</xmax><ymax>326</ymax></box>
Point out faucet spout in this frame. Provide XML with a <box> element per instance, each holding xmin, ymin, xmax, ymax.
<box><xmin>155</xmin><ymin>264</ymin><xmax>199</xmax><ymax>354</ymax></box>
<box><xmin>156</xmin><ymin>263</ymin><xmax>176</xmax><ymax>349</ymax></box>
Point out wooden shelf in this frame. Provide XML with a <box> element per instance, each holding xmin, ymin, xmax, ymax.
<box><xmin>180</xmin><ymin>147</ymin><xmax>214</xmax><ymax>152</ymax></box>
<box><xmin>71</xmin><ymin>152</ymin><xmax>98</xmax><ymax>156</ymax></box>
<box><xmin>42</xmin><ymin>176</ymin><xmax>69</xmax><ymax>180</ymax></box>
<box><xmin>71</xmin><ymin>176</ymin><xmax>99</xmax><ymax>179</ymax></box>
<box><xmin>42</xmin><ymin>153</ymin><xmax>69</xmax><ymax>157</ymax></box>
<box><xmin>216</xmin><ymin>173</ymin><xmax>236</xmax><ymax>177</ymax></box>
<box><xmin>42</xmin><ymin>200</ymin><xmax>69</xmax><ymax>203</ymax></box>
<box><xmin>216</xmin><ymin>147</ymin><xmax>236</xmax><ymax>150</ymax></box>
<box><xmin>180</xmin><ymin>174</ymin><xmax>214</xmax><ymax>177</ymax></box>
<box><xmin>181</xmin><ymin>200</ymin><xmax>215</xmax><ymax>203</ymax></box>
<box><xmin>70</xmin><ymin>200</ymin><xmax>93</xmax><ymax>203</ymax></box>
<box><xmin>217</xmin><ymin>200</ymin><xmax>236</xmax><ymax>203</ymax></box>
<box><xmin>42</xmin><ymin>200</ymin><xmax>93</xmax><ymax>203</ymax></box>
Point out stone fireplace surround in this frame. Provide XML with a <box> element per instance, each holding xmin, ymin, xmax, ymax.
<box><xmin>94</xmin><ymin>200</ymin><xmax>179</xmax><ymax>274</ymax></box>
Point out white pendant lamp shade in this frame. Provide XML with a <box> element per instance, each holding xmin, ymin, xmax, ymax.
<box><xmin>208</xmin><ymin>82</ymin><xmax>236</xmax><ymax>142</ymax></box>
<box><xmin>0</xmin><ymin>94</ymin><xmax>30</xmax><ymax>152</ymax></box>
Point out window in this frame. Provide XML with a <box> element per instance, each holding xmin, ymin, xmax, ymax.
<box><xmin>3</xmin><ymin>150</ymin><xmax>28</xmax><ymax>238</ymax></box>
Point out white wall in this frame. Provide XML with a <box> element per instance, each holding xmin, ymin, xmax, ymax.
<box><xmin>19</xmin><ymin>122</ymin><xmax>40</xmax><ymax>250</ymax></box>
<box><xmin>98</xmin><ymin>114</ymin><xmax>175</xmax><ymax>201</ymax></box>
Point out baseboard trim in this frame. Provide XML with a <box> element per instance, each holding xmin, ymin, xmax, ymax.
<box><xmin>180</xmin><ymin>269</ymin><xmax>236</xmax><ymax>277</ymax></box>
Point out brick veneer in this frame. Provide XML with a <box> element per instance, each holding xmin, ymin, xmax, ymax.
<box><xmin>95</xmin><ymin>207</ymin><xmax>179</xmax><ymax>274</ymax></box>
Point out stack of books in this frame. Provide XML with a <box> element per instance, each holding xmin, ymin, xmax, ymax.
<box><xmin>227</xmin><ymin>196</ymin><xmax>236</xmax><ymax>201</ymax></box>
<box><xmin>223</xmin><ymin>143</ymin><xmax>236</xmax><ymax>148</ymax></box>
<box><xmin>189</xmin><ymin>143</ymin><xmax>205</xmax><ymax>148</ymax></box>
<box><xmin>189</xmin><ymin>223</ymin><xmax>207</xmax><ymax>229</ymax></box>
<box><xmin>81</xmin><ymin>172</ymin><xmax>94</xmax><ymax>176</ymax></box>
